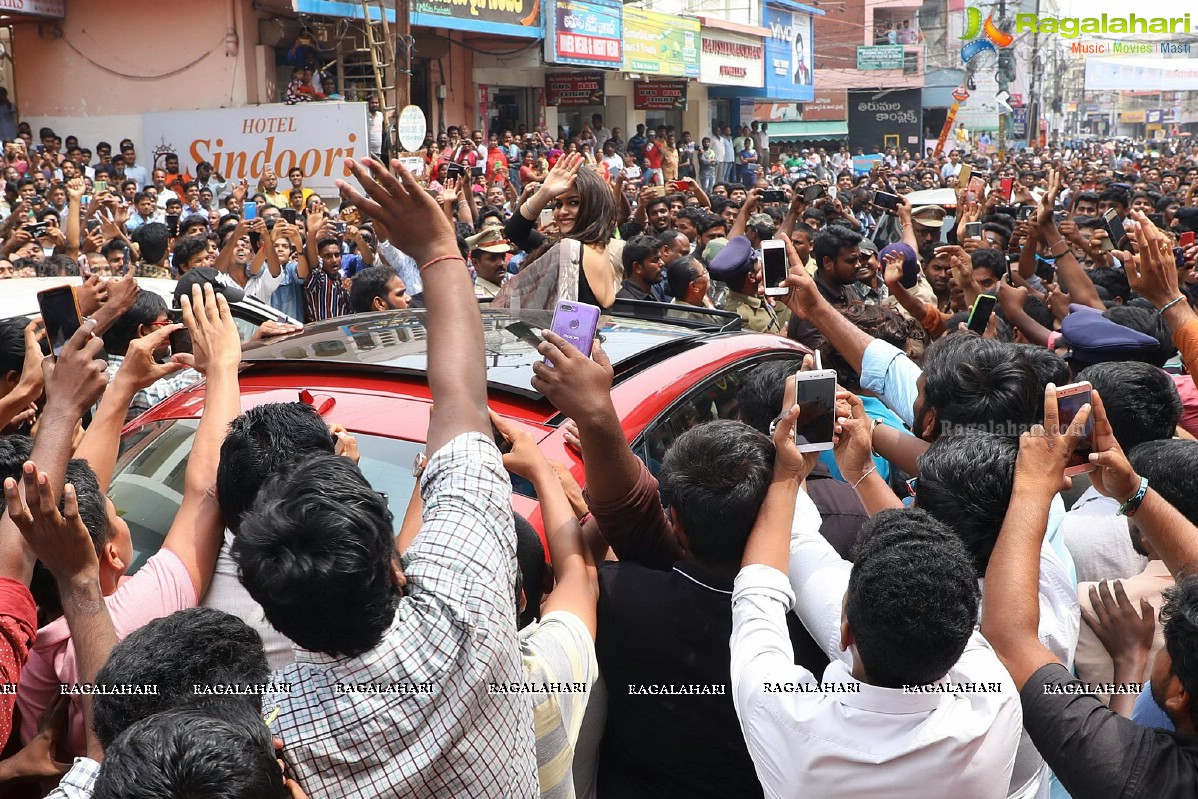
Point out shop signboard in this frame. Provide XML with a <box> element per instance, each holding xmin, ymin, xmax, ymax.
<box><xmin>699</xmin><ymin>29</ymin><xmax>764</xmax><ymax>88</ymax></box>
<box><xmin>856</xmin><ymin>45</ymin><xmax>905</xmax><ymax>70</ymax></box>
<box><xmin>543</xmin><ymin>0</ymin><xmax>622</xmax><ymax>67</ymax></box>
<box><xmin>545</xmin><ymin>72</ymin><xmax>606</xmax><ymax>106</ymax></box>
<box><xmin>633</xmin><ymin>80</ymin><xmax>688</xmax><ymax>110</ymax></box>
<box><xmin>622</xmin><ymin>8</ymin><xmax>699</xmax><ymax>78</ymax></box>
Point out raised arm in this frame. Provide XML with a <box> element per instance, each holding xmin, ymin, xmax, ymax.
<box><xmin>1038</xmin><ymin>169</ymin><xmax>1102</xmax><ymax>310</ymax></box>
<box><xmin>212</xmin><ymin>219</ymin><xmax>249</xmax><ymax>278</ymax></box>
<box><xmin>341</xmin><ymin>157</ymin><xmax>489</xmax><ymax>453</ymax></box>
<box><xmin>1120</xmin><ymin>209</ymin><xmax>1198</xmax><ymax>377</ymax></box>
<box><xmin>65</xmin><ymin>177</ymin><xmax>86</xmax><ymax>259</ymax></box>
<box><xmin>982</xmin><ymin>383</ymin><xmax>1089</xmax><ymax>688</ymax></box>
<box><xmin>728</xmin><ymin>188</ymin><xmax>760</xmax><ymax>240</ymax></box>
<box><xmin>159</xmin><ymin>284</ymin><xmax>242</xmax><ymax>597</ymax></box>
<box><xmin>832</xmin><ymin>392</ymin><xmax>904</xmax><ymax>516</ymax></box>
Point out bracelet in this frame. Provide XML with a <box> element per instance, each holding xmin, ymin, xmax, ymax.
<box><xmin>852</xmin><ymin>465</ymin><xmax>878</xmax><ymax>489</ymax></box>
<box><xmin>419</xmin><ymin>255</ymin><xmax>465</xmax><ymax>273</ymax></box>
<box><xmin>1117</xmin><ymin>476</ymin><xmax>1149</xmax><ymax>517</ymax></box>
<box><xmin>869</xmin><ymin>418</ymin><xmax>882</xmax><ymax>457</ymax></box>
<box><xmin>1048</xmin><ymin>240</ymin><xmax>1070</xmax><ymax>258</ymax></box>
<box><xmin>1158</xmin><ymin>295</ymin><xmax>1187</xmax><ymax>315</ymax></box>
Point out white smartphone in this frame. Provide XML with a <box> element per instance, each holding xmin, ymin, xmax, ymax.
<box><xmin>793</xmin><ymin>369</ymin><xmax>838</xmax><ymax>452</ymax></box>
<box><xmin>762</xmin><ymin>239</ymin><xmax>788</xmax><ymax>296</ymax></box>
<box><xmin>1056</xmin><ymin>381</ymin><xmax>1094</xmax><ymax>476</ymax></box>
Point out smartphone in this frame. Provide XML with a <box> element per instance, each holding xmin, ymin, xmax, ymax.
<box><xmin>958</xmin><ymin>164</ymin><xmax>972</xmax><ymax>187</ymax></box>
<box><xmin>964</xmin><ymin>222</ymin><xmax>982</xmax><ymax>239</ymax></box>
<box><xmin>1056</xmin><ymin>381</ymin><xmax>1094</xmax><ymax>476</ymax></box>
<box><xmin>968</xmin><ymin>175</ymin><xmax>987</xmax><ymax>197</ymax></box>
<box><xmin>1000</xmin><ymin>177</ymin><xmax>1014</xmax><ymax>201</ymax></box>
<box><xmin>967</xmin><ymin>294</ymin><xmax>997</xmax><ymax>334</ymax></box>
<box><xmin>545</xmin><ymin>300</ymin><xmax>601</xmax><ymax>366</ymax></box>
<box><xmin>648</xmin><ymin>186</ymin><xmax>667</xmax><ymax>198</ymax></box>
<box><xmin>24</xmin><ymin>222</ymin><xmax>49</xmax><ymax>238</ymax></box>
<box><xmin>793</xmin><ymin>370</ymin><xmax>837</xmax><ymax>452</ymax></box>
<box><xmin>1182</xmin><ymin>231</ymin><xmax>1196</xmax><ymax>248</ymax></box>
<box><xmin>1035</xmin><ymin>256</ymin><xmax>1058</xmax><ymax>283</ymax></box>
<box><xmin>165</xmin><ymin>213</ymin><xmax>180</xmax><ymax>236</ymax></box>
<box><xmin>334</xmin><ymin>221</ymin><xmax>347</xmax><ymax>235</ymax></box>
<box><xmin>801</xmin><ymin>184</ymin><xmax>827</xmax><ymax>204</ymax></box>
<box><xmin>1005</xmin><ymin>254</ymin><xmax>1018</xmax><ymax>285</ymax></box>
<box><xmin>166</xmin><ymin>308</ymin><xmax>192</xmax><ymax>354</ymax></box>
<box><xmin>281</xmin><ymin>208</ymin><xmax>298</xmax><ymax>225</ymax></box>
<box><xmin>244</xmin><ymin>201</ymin><xmax>257</xmax><ymax>221</ymax></box>
<box><xmin>95</xmin><ymin>179</ymin><xmax>108</xmax><ymax>194</ymax></box>
<box><xmin>873</xmin><ymin>191</ymin><xmax>899</xmax><ymax>211</ymax></box>
<box><xmin>1103</xmin><ymin>208</ymin><xmax>1125</xmax><ymax>249</ymax></box>
<box><xmin>490</xmin><ymin>420</ymin><xmax>514</xmax><ymax>455</ymax></box>
<box><xmin>1016</xmin><ymin>205</ymin><xmax>1035</xmax><ymax>221</ymax></box>
<box><xmin>37</xmin><ymin>286</ymin><xmax>81</xmax><ymax>356</ymax></box>
<box><xmin>761</xmin><ymin>189</ymin><xmax>787</xmax><ymax>204</ymax></box>
<box><xmin>1147</xmin><ymin>213</ymin><xmax>1165</xmax><ymax>228</ymax></box>
<box><xmin>762</xmin><ymin>240</ymin><xmax>788</xmax><ymax>296</ymax></box>
<box><xmin>539</xmin><ymin>207</ymin><xmax>554</xmax><ymax>228</ymax></box>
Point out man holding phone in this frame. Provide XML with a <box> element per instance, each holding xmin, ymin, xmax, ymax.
<box><xmin>788</xmin><ymin>226</ymin><xmax>863</xmax><ymax>348</ymax></box>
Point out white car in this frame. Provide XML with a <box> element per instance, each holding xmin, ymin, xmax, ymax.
<box><xmin>0</xmin><ymin>276</ymin><xmax>300</xmax><ymax>339</ymax></box>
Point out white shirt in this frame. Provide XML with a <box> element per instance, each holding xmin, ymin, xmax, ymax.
<box><xmin>719</xmin><ymin>136</ymin><xmax>735</xmax><ymax>163</ymax></box>
<box><xmin>941</xmin><ymin>162</ymin><xmax>963</xmax><ymax>181</ymax></box>
<box><xmin>711</xmin><ymin>136</ymin><xmax>726</xmax><ymax>163</ymax></box>
<box><xmin>594</xmin><ymin>127</ymin><xmax>611</xmax><ymax>153</ymax></box>
<box><xmin>602</xmin><ymin>154</ymin><xmax>624</xmax><ymax>176</ymax></box>
<box><xmin>243</xmin><ymin>259</ymin><xmax>286</xmax><ymax>304</ymax></box>
<box><xmin>729</xmin><ymin>491</ymin><xmax>1022</xmax><ymax>798</ymax></box>
<box><xmin>1062</xmin><ymin>485</ymin><xmax>1147</xmax><ymax>584</ymax></box>
<box><xmin>201</xmin><ymin>531</ymin><xmax>295</xmax><ymax>671</ymax></box>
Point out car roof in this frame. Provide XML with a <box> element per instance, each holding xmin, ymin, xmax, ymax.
<box><xmin>240</xmin><ymin>308</ymin><xmax>709</xmax><ymax>402</ymax></box>
<box><xmin>0</xmin><ymin>276</ymin><xmax>298</xmax><ymax>324</ymax></box>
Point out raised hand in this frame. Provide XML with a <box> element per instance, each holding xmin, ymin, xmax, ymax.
<box><xmin>4</xmin><ymin>461</ymin><xmax>98</xmax><ymax>582</ymax></box>
<box><xmin>337</xmin><ymin>158</ymin><xmax>457</xmax><ymax>266</ymax></box>
<box><xmin>181</xmin><ymin>283</ymin><xmax>241</xmax><ymax>376</ymax></box>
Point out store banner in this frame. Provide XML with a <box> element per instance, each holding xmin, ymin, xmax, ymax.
<box><xmin>634</xmin><ymin>80</ymin><xmax>688</xmax><ymax>110</ymax></box>
<box><xmin>848</xmin><ymin>89</ymin><xmax>921</xmax><ymax>152</ymax></box>
<box><xmin>699</xmin><ymin>29</ymin><xmax>765</xmax><ymax>88</ymax></box>
<box><xmin>799</xmin><ymin>89</ymin><xmax>847</xmax><ymax>121</ymax></box>
<box><xmin>293</xmin><ymin>0</ymin><xmax>396</xmax><ymax>21</ymax></box>
<box><xmin>543</xmin><ymin>0</ymin><xmax>622</xmax><ymax>67</ymax></box>
<box><xmin>856</xmin><ymin>45</ymin><xmax>905</xmax><ymax>70</ymax></box>
<box><xmin>1</xmin><ymin>0</ymin><xmax>65</xmax><ymax>18</ymax></box>
<box><xmin>410</xmin><ymin>0</ymin><xmax>540</xmax><ymax>39</ymax></box>
<box><xmin>623</xmin><ymin>8</ymin><xmax>699</xmax><ymax>78</ymax></box>
<box><xmin>1085</xmin><ymin>58</ymin><xmax>1198</xmax><ymax>92</ymax></box>
<box><xmin>545</xmin><ymin>72</ymin><xmax>606</xmax><ymax>106</ymax></box>
<box><xmin>142</xmin><ymin>102</ymin><xmax>369</xmax><ymax>200</ymax></box>
<box><xmin>763</xmin><ymin>4</ymin><xmax>815</xmax><ymax>103</ymax></box>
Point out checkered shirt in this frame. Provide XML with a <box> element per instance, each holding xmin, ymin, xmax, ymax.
<box><xmin>270</xmin><ymin>432</ymin><xmax>537</xmax><ymax>798</ymax></box>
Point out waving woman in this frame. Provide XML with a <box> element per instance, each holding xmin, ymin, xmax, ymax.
<box><xmin>497</xmin><ymin>152</ymin><xmax>622</xmax><ymax>310</ymax></box>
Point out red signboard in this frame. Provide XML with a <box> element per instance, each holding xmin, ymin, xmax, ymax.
<box><xmin>544</xmin><ymin>73</ymin><xmax>606</xmax><ymax>107</ymax></box>
<box><xmin>633</xmin><ymin>80</ymin><xmax>688</xmax><ymax>111</ymax></box>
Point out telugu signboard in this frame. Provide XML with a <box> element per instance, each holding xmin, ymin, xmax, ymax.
<box><xmin>410</xmin><ymin>0</ymin><xmax>540</xmax><ymax>38</ymax></box>
<box><xmin>699</xmin><ymin>29</ymin><xmax>765</xmax><ymax>89</ymax></box>
<box><xmin>799</xmin><ymin>89</ymin><xmax>847</xmax><ymax>121</ymax></box>
<box><xmin>142</xmin><ymin>102</ymin><xmax>369</xmax><ymax>200</ymax></box>
<box><xmin>847</xmin><ymin>89</ymin><xmax>921</xmax><ymax>152</ymax></box>
<box><xmin>622</xmin><ymin>8</ymin><xmax>700</xmax><ymax>78</ymax></box>
<box><xmin>633</xmin><ymin>80</ymin><xmax>688</xmax><ymax>110</ymax></box>
<box><xmin>856</xmin><ymin>45</ymin><xmax>905</xmax><ymax>70</ymax></box>
<box><xmin>544</xmin><ymin>72</ymin><xmax>606</xmax><ymax>106</ymax></box>
<box><xmin>543</xmin><ymin>0</ymin><xmax>622</xmax><ymax>67</ymax></box>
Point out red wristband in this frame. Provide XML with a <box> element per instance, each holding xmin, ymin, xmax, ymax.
<box><xmin>419</xmin><ymin>255</ymin><xmax>465</xmax><ymax>273</ymax></box>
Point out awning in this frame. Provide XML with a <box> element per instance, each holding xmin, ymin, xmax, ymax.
<box><xmin>767</xmin><ymin>121</ymin><xmax>848</xmax><ymax>140</ymax></box>
<box><xmin>294</xmin><ymin>0</ymin><xmax>397</xmax><ymax>22</ymax></box>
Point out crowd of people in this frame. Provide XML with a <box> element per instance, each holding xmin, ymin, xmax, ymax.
<box><xmin>0</xmin><ymin>114</ymin><xmax>1193</xmax><ymax>799</ymax></box>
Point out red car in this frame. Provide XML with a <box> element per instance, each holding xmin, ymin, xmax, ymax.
<box><xmin>111</xmin><ymin>305</ymin><xmax>807</xmax><ymax>571</ymax></box>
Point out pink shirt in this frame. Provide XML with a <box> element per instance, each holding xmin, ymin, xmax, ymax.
<box><xmin>17</xmin><ymin>548</ymin><xmax>196</xmax><ymax>758</ymax></box>
<box><xmin>1172</xmin><ymin>374</ymin><xmax>1198</xmax><ymax>438</ymax></box>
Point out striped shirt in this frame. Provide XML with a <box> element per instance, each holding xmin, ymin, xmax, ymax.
<box><xmin>304</xmin><ymin>267</ymin><xmax>350</xmax><ymax>322</ymax></box>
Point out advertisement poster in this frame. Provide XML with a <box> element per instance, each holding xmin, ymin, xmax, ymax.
<box><xmin>763</xmin><ymin>4</ymin><xmax>815</xmax><ymax>102</ymax></box>
<box><xmin>143</xmin><ymin>102</ymin><xmax>369</xmax><ymax>200</ymax></box>
<box><xmin>633</xmin><ymin>80</ymin><xmax>688</xmax><ymax>110</ymax></box>
<box><xmin>543</xmin><ymin>0</ymin><xmax>622</xmax><ymax>67</ymax></box>
<box><xmin>409</xmin><ymin>0</ymin><xmax>541</xmax><ymax>38</ymax></box>
<box><xmin>622</xmin><ymin>7</ymin><xmax>700</xmax><ymax>78</ymax></box>
<box><xmin>545</xmin><ymin>72</ymin><xmax>606</xmax><ymax>106</ymax></box>
<box><xmin>848</xmin><ymin>89</ymin><xmax>921</xmax><ymax>152</ymax></box>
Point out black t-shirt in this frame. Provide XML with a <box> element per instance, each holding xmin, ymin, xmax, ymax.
<box><xmin>1021</xmin><ymin>663</ymin><xmax>1198</xmax><ymax>798</ymax></box>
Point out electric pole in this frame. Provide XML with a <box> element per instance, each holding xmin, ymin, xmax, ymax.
<box><xmin>996</xmin><ymin>0</ymin><xmax>1007</xmax><ymax>159</ymax></box>
<box><xmin>394</xmin><ymin>0</ymin><xmax>412</xmax><ymax>112</ymax></box>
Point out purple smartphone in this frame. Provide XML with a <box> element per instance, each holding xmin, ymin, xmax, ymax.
<box><xmin>546</xmin><ymin>300</ymin><xmax>601</xmax><ymax>365</ymax></box>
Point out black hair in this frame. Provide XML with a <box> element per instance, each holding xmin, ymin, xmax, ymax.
<box><xmin>101</xmin><ymin>290</ymin><xmax>166</xmax><ymax>356</ymax></box>
<box><xmin>696</xmin><ymin>214</ymin><xmax>727</xmax><ymax>235</ymax></box>
<box><xmin>622</xmin><ymin>234</ymin><xmax>660</xmax><ymax>275</ymax></box>
<box><xmin>66</xmin><ymin>458</ymin><xmax>110</xmax><ymax>554</ymax></box>
<box><xmin>515</xmin><ymin>512</ymin><xmax>544</xmax><ymax>630</ymax></box>
<box><xmin>232</xmin><ymin>453</ymin><xmax>398</xmax><ymax>657</ymax></box>
<box><xmin>1160</xmin><ymin>575</ymin><xmax>1198</xmax><ymax>732</ymax></box>
<box><xmin>1020</xmin><ymin>295</ymin><xmax>1053</xmax><ymax>331</ymax></box>
<box><xmin>979</xmin><ymin>223</ymin><xmax>1011</xmax><ymax>249</ymax></box>
<box><xmin>171</xmin><ymin>234</ymin><xmax>209</xmax><ymax>272</ymax></box>
<box><xmin>93</xmin><ymin>701</ymin><xmax>287</xmax><ymax>799</ymax></box>
<box><xmin>846</xmin><ymin>508</ymin><xmax>979</xmax><ymax>687</ymax></box>
<box><xmin>665</xmin><ymin>256</ymin><xmax>703</xmax><ymax>299</ymax></box>
<box><xmin>1098</xmin><ymin>187</ymin><xmax>1129</xmax><ymax>210</ymax></box>
<box><xmin>916</xmin><ymin>431</ymin><xmax>1016</xmax><ymax>573</ymax></box>
<box><xmin>217</xmin><ymin>403</ymin><xmax>336</xmax><ymax>535</ymax></box>
<box><xmin>655</xmin><ymin>228</ymin><xmax>686</xmax><ymax>249</ymax></box>
<box><xmin>658</xmin><ymin>420</ymin><xmax>774</xmax><ymax>567</ymax></box>
<box><xmin>921</xmin><ymin>335</ymin><xmax>1040</xmax><ymax>438</ymax></box>
<box><xmin>969</xmin><ymin>247</ymin><xmax>1006</xmax><ymax>281</ymax></box>
<box><xmin>349</xmin><ymin>264</ymin><xmax>400</xmax><ymax>313</ymax></box>
<box><xmin>737</xmin><ymin>361</ymin><xmax>797</xmax><ymax>435</ymax></box>
<box><xmin>0</xmin><ymin>317</ymin><xmax>30</xmax><ymax>376</ymax></box>
<box><xmin>132</xmin><ymin>222</ymin><xmax>170</xmax><ymax>265</ymax></box>
<box><xmin>1072</xmin><ymin>191</ymin><xmax>1100</xmax><ymax>210</ymax></box>
<box><xmin>811</xmin><ymin>225</ymin><xmax>862</xmax><ymax>273</ymax></box>
<box><xmin>944</xmin><ymin>311</ymin><xmax>1013</xmax><ymax>342</ymax></box>
<box><xmin>178</xmin><ymin>216</ymin><xmax>209</xmax><ymax>237</ymax></box>
<box><xmin>1128</xmin><ymin>440</ymin><xmax>1198</xmax><ymax>527</ymax></box>
<box><xmin>1101</xmin><ymin>306</ymin><xmax>1177</xmax><ymax>367</ymax></box>
<box><xmin>1077</xmin><ymin>361</ymin><xmax>1181</xmax><ymax>451</ymax></box>
<box><xmin>93</xmin><ymin>608</ymin><xmax>270</xmax><ymax>748</ymax></box>
<box><xmin>1088</xmin><ymin>267</ymin><xmax>1131</xmax><ymax>304</ymax></box>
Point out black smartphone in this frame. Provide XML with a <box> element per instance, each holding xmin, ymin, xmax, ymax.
<box><xmin>490</xmin><ymin>420</ymin><xmax>514</xmax><ymax>454</ymax></box>
<box><xmin>873</xmin><ymin>191</ymin><xmax>899</xmax><ymax>211</ymax></box>
<box><xmin>1147</xmin><ymin>213</ymin><xmax>1165</xmax><ymax>228</ymax></box>
<box><xmin>761</xmin><ymin>189</ymin><xmax>787</xmax><ymax>204</ymax></box>
<box><xmin>24</xmin><ymin>222</ymin><xmax>48</xmax><ymax>238</ymax></box>
<box><xmin>165</xmin><ymin>213</ymin><xmax>180</xmax><ymax>236</ymax></box>
<box><xmin>37</xmin><ymin>286</ymin><xmax>81</xmax><ymax>356</ymax></box>
<box><xmin>166</xmin><ymin>308</ymin><xmax>192</xmax><ymax>354</ymax></box>
<box><xmin>801</xmin><ymin>184</ymin><xmax>827</xmax><ymax>204</ymax></box>
<box><xmin>1103</xmin><ymin>208</ymin><xmax>1126</xmax><ymax>249</ymax></box>
<box><xmin>1016</xmin><ymin>205</ymin><xmax>1035</xmax><ymax>221</ymax></box>
<box><xmin>281</xmin><ymin>208</ymin><xmax>298</xmax><ymax>225</ymax></box>
<box><xmin>1035</xmin><ymin>256</ymin><xmax>1058</xmax><ymax>283</ymax></box>
<box><xmin>967</xmin><ymin>294</ymin><xmax>997</xmax><ymax>334</ymax></box>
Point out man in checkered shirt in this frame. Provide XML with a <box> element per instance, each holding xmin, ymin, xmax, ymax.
<box><xmin>231</xmin><ymin>157</ymin><xmax>537</xmax><ymax>798</ymax></box>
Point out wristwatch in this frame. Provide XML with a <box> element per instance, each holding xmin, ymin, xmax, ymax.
<box><xmin>1117</xmin><ymin>476</ymin><xmax>1149</xmax><ymax>517</ymax></box>
<box><xmin>412</xmin><ymin>451</ymin><xmax>428</xmax><ymax>478</ymax></box>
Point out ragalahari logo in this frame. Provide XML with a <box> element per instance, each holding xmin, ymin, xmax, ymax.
<box><xmin>961</xmin><ymin>7</ymin><xmax>1014</xmax><ymax>63</ymax></box>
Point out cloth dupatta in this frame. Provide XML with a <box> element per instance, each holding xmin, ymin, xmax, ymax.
<box><xmin>491</xmin><ymin>238</ymin><xmax>582</xmax><ymax>312</ymax></box>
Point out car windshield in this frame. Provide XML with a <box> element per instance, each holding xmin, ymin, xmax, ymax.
<box><xmin>111</xmin><ymin>418</ymin><xmax>422</xmax><ymax>573</ymax></box>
